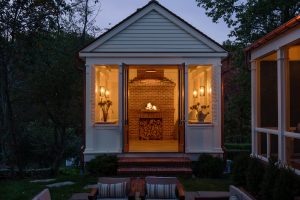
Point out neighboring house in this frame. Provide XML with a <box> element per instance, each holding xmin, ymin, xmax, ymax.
<box><xmin>246</xmin><ymin>15</ymin><xmax>300</xmax><ymax>173</ymax></box>
<box><xmin>79</xmin><ymin>0</ymin><xmax>227</xmax><ymax>161</ymax></box>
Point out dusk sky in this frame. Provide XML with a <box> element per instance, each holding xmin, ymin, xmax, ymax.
<box><xmin>95</xmin><ymin>0</ymin><xmax>231</xmax><ymax>44</ymax></box>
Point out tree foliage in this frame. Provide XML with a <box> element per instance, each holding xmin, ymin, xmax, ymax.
<box><xmin>0</xmin><ymin>0</ymin><xmax>101</xmax><ymax>175</ymax></box>
<box><xmin>196</xmin><ymin>0</ymin><xmax>300</xmax><ymax>143</ymax></box>
<box><xmin>196</xmin><ymin>0</ymin><xmax>300</xmax><ymax>44</ymax></box>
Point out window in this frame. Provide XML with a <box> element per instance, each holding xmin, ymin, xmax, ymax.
<box><xmin>188</xmin><ymin>65</ymin><xmax>212</xmax><ymax>124</ymax></box>
<box><xmin>94</xmin><ymin>65</ymin><xmax>119</xmax><ymax>124</ymax></box>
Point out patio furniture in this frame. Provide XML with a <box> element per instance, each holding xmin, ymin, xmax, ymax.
<box><xmin>32</xmin><ymin>189</ymin><xmax>51</xmax><ymax>200</ymax></box>
<box><xmin>145</xmin><ymin>176</ymin><xmax>185</xmax><ymax>200</ymax></box>
<box><xmin>88</xmin><ymin>177</ymin><xmax>133</xmax><ymax>200</ymax></box>
<box><xmin>228</xmin><ymin>185</ymin><xmax>255</xmax><ymax>200</ymax></box>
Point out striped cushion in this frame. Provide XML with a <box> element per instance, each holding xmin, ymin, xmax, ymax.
<box><xmin>98</xmin><ymin>182</ymin><xmax>127</xmax><ymax>198</ymax></box>
<box><xmin>146</xmin><ymin>183</ymin><xmax>176</xmax><ymax>199</ymax></box>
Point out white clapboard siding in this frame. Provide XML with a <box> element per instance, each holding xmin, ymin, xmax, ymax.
<box><xmin>93</xmin><ymin>10</ymin><xmax>214</xmax><ymax>52</ymax></box>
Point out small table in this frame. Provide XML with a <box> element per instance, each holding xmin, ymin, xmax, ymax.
<box><xmin>68</xmin><ymin>193</ymin><xmax>89</xmax><ymax>200</ymax></box>
<box><xmin>129</xmin><ymin>178</ymin><xmax>145</xmax><ymax>200</ymax></box>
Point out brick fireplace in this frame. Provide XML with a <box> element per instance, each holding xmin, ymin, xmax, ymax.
<box><xmin>128</xmin><ymin>68</ymin><xmax>176</xmax><ymax>140</ymax></box>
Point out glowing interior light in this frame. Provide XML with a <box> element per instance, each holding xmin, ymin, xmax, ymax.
<box><xmin>145</xmin><ymin>102</ymin><xmax>157</xmax><ymax>110</ymax></box>
<box><xmin>105</xmin><ymin>90</ymin><xmax>110</xmax><ymax>98</ymax></box>
<box><xmin>193</xmin><ymin>90</ymin><xmax>198</xmax><ymax>98</ymax></box>
<box><xmin>199</xmin><ymin>86</ymin><xmax>205</xmax><ymax>96</ymax></box>
<box><xmin>99</xmin><ymin>86</ymin><xmax>105</xmax><ymax>97</ymax></box>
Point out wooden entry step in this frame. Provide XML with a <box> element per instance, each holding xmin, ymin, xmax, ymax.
<box><xmin>117</xmin><ymin>157</ymin><xmax>192</xmax><ymax>176</ymax></box>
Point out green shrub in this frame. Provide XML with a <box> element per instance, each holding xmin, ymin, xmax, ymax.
<box><xmin>260</xmin><ymin>158</ymin><xmax>279</xmax><ymax>200</ymax></box>
<box><xmin>59</xmin><ymin>167</ymin><xmax>80</xmax><ymax>176</ymax></box>
<box><xmin>273</xmin><ymin>166</ymin><xmax>300</xmax><ymax>200</ymax></box>
<box><xmin>224</xmin><ymin>143</ymin><xmax>251</xmax><ymax>151</ymax></box>
<box><xmin>193</xmin><ymin>154</ymin><xmax>225</xmax><ymax>178</ymax></box>
<box><xmin>86</xmin><ymin>155</ymin><xmax>118</xmax><ymax>176</ymax></box>
<box><xmin>232</xmin><ymin>154</ymin><xmax>249</xmax><ymax>186</ymax></box>
<box><xmin>245</xmin><ymin>157</ymin><xmax>265</xmax><ymax>196</ymax></box>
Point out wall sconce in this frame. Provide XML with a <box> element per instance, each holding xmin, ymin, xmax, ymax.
<box><xmin>193</xmin><ymin>90</ymin><xmax>198</xmax><ymax>98</ymax></box>
<box><xmin>208</xmin><ymin>87</ymin><xmax>212</xmax><ymax>95</ymax></box>
<box><xmin>99</xmin><ymin>86</ymin><xmax>105</xmax><ymax>97</ymax></box>
<box><xmin>199</xmin><ymin>86</ymin><xmax>205</xmax><ymax>96</ymax></box>
<box><xmin>105</xmin><ymin>89</ymin><xmax>110</xmax><ymax>98</ymax></box>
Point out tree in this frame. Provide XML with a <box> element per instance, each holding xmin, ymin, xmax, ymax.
<box><xmin>196</xmin><ymin>0</ymin><xmax>300</xmax><ymax>44</ymax></box>
<box><xmin>0</xmin><ymin>0</ymin><xmax>101</xmax><ymax>175</ymax></box>
<box><xmin>0</xmin><ymin>0</ymin><xmax>69</xmax><ymax>174</ymax></box>
<box><xmin>196</xmin><ymin>0</ymin><xmax>300</xmax><ymax>143</ymax></box>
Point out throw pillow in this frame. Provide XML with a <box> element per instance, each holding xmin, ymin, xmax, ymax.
<box><xmin>98</xmin><ymin>182</ymin><xmax>127</xmax><ymax>198</ymax></box>
<box><xmin>146</xmin><ymin>183</ymin><xmax>176</xmax><ymax>199</ymax></box>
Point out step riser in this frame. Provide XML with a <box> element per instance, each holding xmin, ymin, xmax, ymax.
<box><xmin>118</xmin><ymin>162</ymin><xmax>191</xmax><ymax>168</ymax></box>
<box><xmin>117</xmin><ymin>157</ymin><xmax>193</xmax><ymax>177</ymax></box>
<box><xmin>117</xmin><ymin>171</ymin><xmax>192</xmax><ymax>176</ymax></box>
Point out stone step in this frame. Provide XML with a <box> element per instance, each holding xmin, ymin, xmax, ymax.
<box><xmin>117</xmin><ymin>157</ymin><xmax>193</xmax><ymax>176</ymax></box>
<box><xmin>118</xmin><ymin>157</ymin><xmax>191</xmax><ymax>167</ymax></box>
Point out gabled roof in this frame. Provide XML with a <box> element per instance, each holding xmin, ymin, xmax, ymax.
<box><xmin>79</xmin><ymin>0</ymin><xmax>226</xmax><ymax>54</ymax></box>
<box><xmin>245</xmin><ymin>15</ymin><xmax>300</xmax><ymax>52</ymax></box>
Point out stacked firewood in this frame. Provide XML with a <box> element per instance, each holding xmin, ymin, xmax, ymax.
<box><xmin>139</xmin><ymin>119</ymin><xmax>163</xmax><ymax>140</ymax></box>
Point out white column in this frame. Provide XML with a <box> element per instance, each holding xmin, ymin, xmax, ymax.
<box><xmin>277</xmin><ymin>48</ymin><xmax>287</xmax><ymax>162</ymax></box>
<box><xmin>118</xmin><ymin>64</ymin><xmax>123</xmax><ymax>152</ymax></box>
<box><xmin>251</xmin><ymin>60</ymin><xmax>257</xmax><ymax>156</ymax></box>
<box><xmin>214</xmin><ymin>64</ymin><xmax>223</xmax><ymax>152</ymax></box>
<box><xmin>85</xmin><ymin>63</ymin><xmax>94</xmax><ymax>152</ymax></box>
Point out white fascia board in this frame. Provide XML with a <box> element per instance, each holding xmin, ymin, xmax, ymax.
<box><xmin>251</xmin><ymin>25</ymin><xmax>300</xmax><ymax>60</ymax></box>
<box><xmin>79</xmin><ymin>52</ymin><xmax>228</xmax><ymax>58</ymax></box>
<box><xmin>80</xmin><ymin>3</ymin><xmax>227</xmax><ymax>54</ymax></box>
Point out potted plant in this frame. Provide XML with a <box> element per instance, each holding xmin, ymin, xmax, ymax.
<box><xmin>190</xmin><ymin>103</ymin><xmax>210</xmax><ymax>123</ymax></box>
<box><xmin>98</xmin><ymin>99</ymin><xmax>112</xmax><ymax>122</ymax></box>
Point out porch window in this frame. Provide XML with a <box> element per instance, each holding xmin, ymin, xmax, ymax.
<box><xmin>286</xmin><ymin>45</ymin><xmax>300</xmax><ymax>133</ymax></box>
<box><xmin>188</xmin><ymin>65</ymin><xmax>212</xmax><ymax>124</ymax></box>
<box><xmin>257</xmin><ymin>52</ymin><xmax>278</xmax><ymax>130</ymax></box>
<box><xmin>94</xmin><ymin>65</ymin><xmax>119</xmax><ymax>124</ymax></box>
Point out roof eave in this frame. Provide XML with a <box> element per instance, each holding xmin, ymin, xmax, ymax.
<box><xmin>245</xmin><ymin>15</ymin><xmax>300</xmax><ymax>52</ymax></box>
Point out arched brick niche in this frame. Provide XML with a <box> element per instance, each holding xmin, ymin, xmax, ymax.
<box><xmin>128</xmin><ymin>68</ymin><xmax>177</xmax><ymax>140</ymax></box>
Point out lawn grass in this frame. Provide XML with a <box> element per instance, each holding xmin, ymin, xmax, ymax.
<box><xmin>0</xmin><ymin>175</ymin><xmax>232</xmax><ymax>199</ymax></box>
<box><xmin>0</xmin><ymin>175</ymin><xmax>96</xmax><ymax>200</ymax></box>
<box><xmin>180</xmin><ymin>177</ymin><xmax>232</xmax><ymax>191</ymax></box>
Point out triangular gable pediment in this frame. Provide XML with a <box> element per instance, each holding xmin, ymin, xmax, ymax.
<box><xmin>80</xmin><ymin>1</ymin><xmax>226</xmax><ymax>53</ymax></box>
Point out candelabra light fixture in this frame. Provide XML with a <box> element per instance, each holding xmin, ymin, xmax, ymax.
<box><xmin>199</xmin><ymin>86</ymin><xmax>205</xmax><ymax>96</ymax></box>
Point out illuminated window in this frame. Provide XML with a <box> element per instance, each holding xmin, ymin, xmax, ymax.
<box><xmin>95</xmin><ymin>65</ymin><xmax>119</xmax><ymax>124</ymax></box>
<box><xmin>188</xmin><ymin>65</ymin><xmax>212</xmax><ymax>124</ymax></box>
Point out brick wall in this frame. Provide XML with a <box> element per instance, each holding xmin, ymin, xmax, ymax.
<box><xmin>128</xmin><ymin>69</ymin><xmax>176</xmax><ymax>140</ymax></box>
